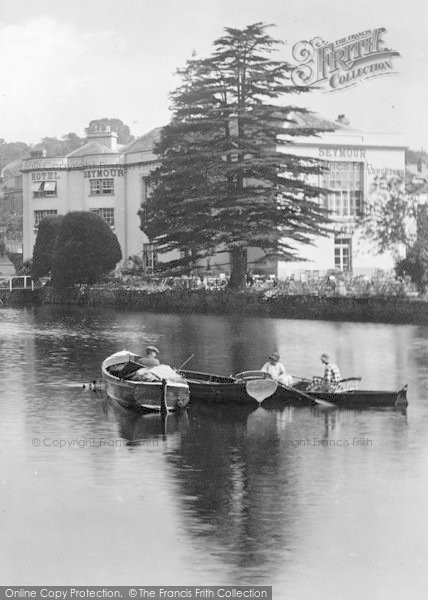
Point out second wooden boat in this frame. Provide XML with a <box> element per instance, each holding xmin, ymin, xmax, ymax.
<box><xmin>179</xmin><ymin>369</ymin><xmax>408</xmax><ymax>409</ymax></box>
<box><xmin>102</xmin><ymin>351</ymin><xmax>190</xmax><ymax>413</ymax></box>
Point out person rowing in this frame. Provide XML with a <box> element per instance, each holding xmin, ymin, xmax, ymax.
<box><xmin>309</xmin><ymin>353</ymin><xmax>341</xmax><ymax>392</ymax></box>
<box><xmin>261</xmin><ymin>352</ymin><xmax>293</xmax><ymax>386</ymax></box>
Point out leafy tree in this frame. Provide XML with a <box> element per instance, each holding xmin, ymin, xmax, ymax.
<box><xmin>405</xmin><ymin>148</ymin><xmax>428</xmax><ymax>167</ymax></box>
<box><xmin>60</xmin><ymin>132</ymin><xmax>85</xmax><ymax>154</ymax></box>
<box><xmin>360</xmin><ymin>174</ymin><xmax>428</xmax><ymax>293</ymax></box>
<box><xmin>142</xmin><ymin>22</ymin><xmax>331</xmax><ymax>288</ymax></box>
<box><xmin>88</xmin><ymin>118</ymin><xmax>135</xmax><ymax>145</ymax></box>
<box><xmin>18</xmin><ymin>259</ymin><xmax>32</xmax><ymax>276</ymax></box>
<box><xmin>34</xmin><ymin>133</ymin><xmax>84</xmax><ymax>156</ymax></box>
<box><xmin>358</xmin><ymin>175</ymin><xmax>419</xmax><ymax>259</ymax></box>
<box><xmin>396</xmin><ymin>205</ymin><xmax>428</xmax><ymax>294</ymax></box>
<box><xmin>0</xmin><ymin>205</ymin><xmax>22</xmax><ymax>242</ymax></box>
<box><xmin>0</xmin><ymin>141</ymin><xmax>30</xmax><ymax>167</ymax></box>
<box><xmin>31</xmin><ymin>215</ymin><xmax>64</xmax><ymax>280</ymax></box>
<box><xmin>51</xmin><ymin>212</ymin><xmax>122</xmax><ymax>288</ymax></box>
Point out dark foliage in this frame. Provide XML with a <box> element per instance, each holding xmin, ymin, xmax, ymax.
<box><xmin>0</xmin><ymin>141</ymin><xmax>30</xmax><ymax>167</ymax></box>
<box><xmin>359</xmin><ymin>175</ymin><xmax>418</xmax><ymax>258</ymax></box>
<box><xmin>142</xmin><ymin>23</ymin><xmax>331</xmax><ymax>288</ymax></box>
<box><xmin>51</xmin><ymin>212</ymin><xmax>122</xmax><ymax>288</ymax></box>
<box><xmin>32</xmin><ymin>215</ymin><xmax>64</xmax><ymax>280</ymax></box>
<box><xmin>7</xmin><ymin>252</ymin><xmax>23</xmax><ymax>273</ymax></box>
<box><xmin>34</xmin><ymin>133</ymin><xmax>84</xmax><ymax>156</ymax></box>
<box><xmin>395</xmin><ymin>205</ymin><xmax>428</xmax><ymax>294</ymax></box>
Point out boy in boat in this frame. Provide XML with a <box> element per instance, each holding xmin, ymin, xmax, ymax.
<box><xmin>319</xmin><ymin>353</ymin><xmax>341</xmax><ymax>391</ymax></box>
<box><xmin>137</xmin><ymin>346</ymin><xmax>160</xmax><ymax>368</ymax></box>
<box><xmin>261</xmin><ymin>352</ymin><xmax>293</xmax><ymax>386</ymax></box>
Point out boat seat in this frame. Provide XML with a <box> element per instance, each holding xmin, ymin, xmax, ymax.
<box><xmin>234</xmin><ymin>370</ymin><xmax>272</xmax><ymax>381</ymax></box>
<box><xmin>335</xmin><ymin>377</ymin><xmax>362</xmax><ymax>392</ymax></box>
<box><xmin>306</xmin><ymin>376</ymin><xmax>361</xmax><ymax>392</ymax></box>
<box><xmin>109</xmin><ymin>361</ymin><xmax>142</xmax><ymax>379</ymax></box>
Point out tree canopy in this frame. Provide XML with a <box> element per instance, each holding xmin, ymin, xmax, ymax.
<box><xmin>358</xmin><ymin>175</ymin><xmax>419</xmax><ymax>259</ymax></box>
<box><xmin>34</xmin><ymin>133</ymin><xmax>84</xmax><ymax>156</ymax></box>
<box><xmin>51</xmin><ymin>212</ymin><xmax>122</xmax><ymax>288</ymax></box>
<box><xmin>142</xmin><ymin>22</ymin><xmax>331</xmax><ymax>287</ymax></box>
<box><xmin>396</xmin><ymin>206</ymin><xmax>428</xmax><ymax>294</ymax></box>
<box><xmin>0</xmin><ymin>141</ymin><xmax>30</xmax><ymax>168</ymax></box>
<box><xmin>31</xmin><ymin>215</ymin><xmax>64</xmax><ymax>280</ymax></box>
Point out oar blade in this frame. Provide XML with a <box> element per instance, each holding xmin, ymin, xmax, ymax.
<box><xmin>313</xmin><ymin>397</ymin><xmax>336</xmax><ymax>409</ymax></box>
<box><xmin>246</xmin><ymin>379</ymin><xmax>278</xmax><ymax>403</ymax></box>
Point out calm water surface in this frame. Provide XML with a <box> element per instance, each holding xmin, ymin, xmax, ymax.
<box><xmin>1</xmin><ymin>305</ymin><xmax>428</xmax><ymax>597</ymax></box>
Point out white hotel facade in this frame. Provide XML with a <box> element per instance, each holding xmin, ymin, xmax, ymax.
<box><xmin>21</xmin><ymin>125</ymin><xmax>160</xmax><ymax>271</ymax></box>
<box><xmin>278</xmin><ymin>113</ymin><xmax>406</xmax><ymax>277</ymax></box>
<box><xmin>21</xmin><ymin>118</ymin><xmax>406</xmax><ymax>277</ymax></box>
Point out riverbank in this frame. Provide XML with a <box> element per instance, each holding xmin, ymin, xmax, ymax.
<box><xmin>28</xmin><ymin>284</ymin><xmax>428</xmax><ymax>324</ymax></box>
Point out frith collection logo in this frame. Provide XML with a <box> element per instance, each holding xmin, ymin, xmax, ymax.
<box><xmin>291</xmin><ymin>28</ymin><xmax>400</xmax><ymax>91</ymax></box>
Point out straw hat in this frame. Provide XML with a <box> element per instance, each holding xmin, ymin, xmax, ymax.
<box><xmin>146</xmin><ymin>346</ymin><xmax>159</xmax><ymax>355</ymax></box>
<box><xmin>269</xmin><ymin>352</ymin><xmax>280</xmax><ymax>362</ymax></box>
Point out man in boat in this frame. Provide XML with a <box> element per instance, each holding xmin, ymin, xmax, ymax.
<box><xmin>261</xmin><ymin>352</ymin><xmax>293</xmax><ymax>386</ymax></box>
<box><xmin>137</xmin><ymin>346</ymin><xmax>160</xmax><ymax>368</ymax></box>
<box><xmin>319</xmin><ymin>353</ymin><xmax>341</xmax><ymax>391</ymax></box>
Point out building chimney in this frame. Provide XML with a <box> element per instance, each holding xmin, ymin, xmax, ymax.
<box><xmin>336</xmin><ymin>114</ymin><xmax>350</xmax><ymax>126</ymax></box>
<box><xmin>30</xmin><ymin>149</ymin><xmax>47</xmax><ymax>158</ymax></box>
<box><xmin>85</xmin><ymin>123</ymin><xmax>118</xmax><ymax>152</ymax></box>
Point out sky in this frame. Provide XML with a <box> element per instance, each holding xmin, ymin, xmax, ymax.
<box><xmin>0</xmin><ymin>0</ymin><xmax>426</xmax><ymax>149</ymax></box>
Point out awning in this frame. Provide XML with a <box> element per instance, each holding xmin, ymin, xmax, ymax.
<box><xmin>31</xmin><ymin>182</ymin><xmax>43</xmax><ymax>192</ymax></box>
<box><xmin>43</xmin><ymin>181</ymin><xmax>57</xmax><ymax>192</ymax></box>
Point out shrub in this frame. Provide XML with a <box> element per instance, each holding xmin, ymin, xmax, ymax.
<box><xmin>51</xmin><ymin>212</ymin><xmax>122</xmax><ymax>288</ymax></box>
<box><xmin>32</xmin><ymin>215</ymin><xmax>64</xmax><ymax>280</ymax></box>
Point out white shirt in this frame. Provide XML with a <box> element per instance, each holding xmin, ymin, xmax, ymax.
<box><xmin>261</xmin><ymin>361</ymin><xmax>286</xmax><ymax>381</ymax></box>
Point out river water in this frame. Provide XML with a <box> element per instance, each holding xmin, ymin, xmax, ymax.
<box><xmin>0</xmin><ymin>305</ymin><xmax>427</xmax><ymax>597</ymax></box>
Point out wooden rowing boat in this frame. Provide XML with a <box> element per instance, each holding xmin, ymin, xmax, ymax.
<box><xmin>102</xmin><ymin>350</ymin><xmax>190</xmax><ymax>413</ymax></box>
<box><xmin>179</xmin><ymin>369</ymin><xmax>408</xmax><ymax>409</ymax></box>
<box><xmin>178</xmin><ymin>370</ymin><xmax>259</xmax><ymax>406</ymax></box>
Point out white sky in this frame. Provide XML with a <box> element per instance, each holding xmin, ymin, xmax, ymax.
<box><xmin>0</xmin><ymin>0</ymin><xmax>426</xmax><ymax>149</ymax></box>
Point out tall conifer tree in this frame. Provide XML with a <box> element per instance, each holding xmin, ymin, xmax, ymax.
<box><xmin>143</xmin><ymin>23</ymin><xmax>331</xmax><ymax>288</ymax></box>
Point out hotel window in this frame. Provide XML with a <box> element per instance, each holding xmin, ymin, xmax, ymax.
<box><xmin>334</xmin><ymin>235</ymin><xmax>352</xmax><ymax>272</ymax></box>
<box><xmin>34</xmin><ymin>210</ymin><xmax>58</xmax><ymax>227</ymax></box>
<box><xmin>32</xmin><ymin>181</ymin><xmax>57</xmax><ymax>198</ymax></box>
<box><xmin>90</xmin><ymin>208</ymin><xmax>115</xmax><ymax>227</ymax></box>
<box><xmin>321</xmin><ymin>162</ymin><xmax>363</xmax><ymax>217</ymax></box>
<box><xmin>90</xmin><ymin>179</ymin><xmax>114</xmax><ymax>195</ymax></box>
<box><xmin>142</xmin><ymin>243</ymin><xmax>157</xmax><ymax>271</ymax></box>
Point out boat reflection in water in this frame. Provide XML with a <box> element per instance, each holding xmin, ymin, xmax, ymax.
<box><xmin>159</xmin><ymin>402</ymin><xmax>301</xmax><ymax>582</ymax></box>
<box><xmin>103</xmin><ymin>396</ymin><xmax>190</xmax><ymax>446</ymax></box>
<box><xmin>158</xmin><ymin>399</ymin><xmax>408</xmax><ymax>584</ymax></box>
<box><xmin>101</xmin><ymin>366</ymin><xmax>409</xmax><ymax>584</ymax></box>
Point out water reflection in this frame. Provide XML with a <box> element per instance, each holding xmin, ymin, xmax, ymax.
<box><xmin>0</xmin><ymin>305</ymin><xmax>426</xmax><ymax>595</ymax></box>
<box><xmin>103</xmin><ymin>398</ymin><xmax>190</xmax><ymax>445</ymax></box>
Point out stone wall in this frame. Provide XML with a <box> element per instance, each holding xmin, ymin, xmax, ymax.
<box><xmin>32</xmin><ymin>286</ymin><xmax>428</xmax><ymax>325</ymax></box>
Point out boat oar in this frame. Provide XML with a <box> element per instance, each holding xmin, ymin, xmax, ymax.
<box><xmin>178</xmin><ymin>353</ymin><xmax>194</xmax><ymax>370</ymax></box>
<box><xmin>246</xmin><ymin>379</ymin><xmax>278</xmax><ymax>404</ymax></box>
<box><xmin>282</xmin><ymin>383</ymin><xmax>335</xmax><ymax>409</ymax></box>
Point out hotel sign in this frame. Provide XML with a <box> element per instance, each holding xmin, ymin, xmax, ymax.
<box><xmin>319</xmin><ymin>147</ymin><xmax>366</xmax><ymax>158</ymax></box>
<box><xmin>31</xmin><ymin>172</ymin><xmax>61</xmax><ymax>180</ymax></box>
<box><xmin>84</xmin><ymin>168</ymin><xmax>124</xmax><ymax>178</ymax></box>
<box><xmin>291</xmin><ymin>28</ymin><xmax>400</xmax><ymax>91</ymax></box>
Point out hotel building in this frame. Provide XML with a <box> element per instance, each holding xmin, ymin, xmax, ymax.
<box><xmin>20</xmin><ymin>117</ymin><xmax>406</xmax><ymax>277</ymax></box>
<box><xmin>21</xmin><ymin>124</ymin><xmax>160</xmax><ymax>271</ymax></box>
